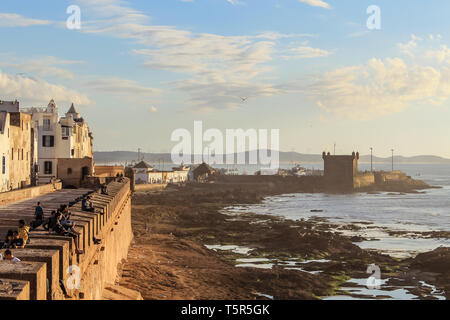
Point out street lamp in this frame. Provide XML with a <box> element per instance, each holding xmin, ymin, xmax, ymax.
<box><xmin>370</xmin><ymin>147</ymin><xmax>373</xmax><ymax>172</ymax></box>
<box><xmin>391</xmin><ymin>149</ymin><xmax>394</xmax><ymax>172</ymax></box>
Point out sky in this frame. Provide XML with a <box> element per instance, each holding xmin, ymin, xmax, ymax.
<box><xmin>0</xmin><ymin>0</ymin><xmax>449</xmax><ymax>158</ymax></box>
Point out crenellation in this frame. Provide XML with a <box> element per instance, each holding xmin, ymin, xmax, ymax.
<box><xmin>0</xmin><ymin>279</ymin><xmax>30</xmax><ymax>300</ymax></box>
<box><xmin>0</xmin><ymin>261</ymin><xmax>47</xmax><ymax>300</ymax></box>
<box><xmin>0</xmin><ymin>177</ymin><xmax>134</xmax><ymax>300</ymax></box>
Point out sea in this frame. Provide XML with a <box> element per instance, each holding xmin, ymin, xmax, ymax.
<box><xmin>221</xmin><ymin>163</ymin><xmax>450</xmax><ymax>258</ymax></box>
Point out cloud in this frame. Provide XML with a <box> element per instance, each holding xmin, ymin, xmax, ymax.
<box><xmin>0</xmin><ymin>69</ymin><xmax>91</xmax><ymax>107</ymax></box>
<box><xmin>82</xmin><ymin>78</ymin><xmax>161</xmax><ymax>96</ymax></box>
<box><xmin>305</xmin><ymin>57</ymin><xmax>450</xmax><ymax>120</ymax></box>
<box><xmin>282</xmin><ymin>46</ymin><xmax>332</xmax><ymax>59</ymax></box>
<box><xmin>227</xmin><ymin>0</ymin><xmax>244</xmax><ymax>5</ymax></box>
<box><xmin>74</xmin><ymin>0</ymin><xmax>314</xmax><ymax>111</ymax></box>
<box><xmin>397</xmin><ymin>34</ymin><xmax>423</xmax><ymax>57</ymax></box>
<box><xmin>0</xmin><ymin>13</ymin><xmax>51</xmax><ymax>27</ymax></box>
<box><xmin>298</xmin><ymin>0</ymin><xmax>331</xmax><ymax>9</ymax></box>
<box><xmin>1</xmin><ymin>56</ymin><xmax>82</xmax><ymax>80</ymax></box>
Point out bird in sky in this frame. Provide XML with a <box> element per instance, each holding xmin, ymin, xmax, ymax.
<box><xmin>239</xmin><ymin>97</ymin><xmax>248</xmax><ymax>102</ymax></box>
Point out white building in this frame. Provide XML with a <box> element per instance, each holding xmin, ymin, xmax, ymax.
<box><xmin>0</xmin><ymin>111</ymin><xmax>11</xmax><ymax>192</ymax></box>
<box><xmin>24</xmin><ymin>100</ymin><xmax>94</xmax><ymax>184</ymax></box>
<box><xmin>133</xmin><ymin>161</ymin><xmax>189</xmax><ymax>184</ymax></box>
<box><xmin>0</xmin><ymin>100</ymin><xmax>38</xmax><ymax>191</ymax></box>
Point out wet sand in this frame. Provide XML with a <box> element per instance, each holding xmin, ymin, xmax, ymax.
<box><xmin>119</xmin><ymin>181</ymin><xmax>449</xmax><ymax>300</ymax></box>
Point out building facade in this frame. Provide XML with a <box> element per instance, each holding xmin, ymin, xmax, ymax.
<box><xmin>0</xmin><ymin>111</ymin><xmax>11</xmax><ymax>192</ymax></box>
<box><xmin>133</xmin><ymin>161</ymin><xmax>189</xmax><ymax>184</ymax></box>
<box><xmin>0</xmin><ymin>100</ymin><xmax>38</xmax><ymax>191</ymax></box>
<box><xmin>24</xmin><ymin>100</ymin><xmax>94</xmax><ymax>184</ymax></box>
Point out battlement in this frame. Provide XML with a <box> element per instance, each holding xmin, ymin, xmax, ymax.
<box><xmin>0</xmin><ymin>178</ymin><xmax>136</xmax><ymax>300</ymax></box>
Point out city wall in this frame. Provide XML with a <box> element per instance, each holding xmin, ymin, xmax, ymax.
<box><xmin>0</xmin><ymin>181</ymin><xmax>62</xmax><ymax>206</ymax></box>
<box><xmin>0</xmin><ymin>178</ymin><xmax>136</xmax><ymax>300</ymax></box>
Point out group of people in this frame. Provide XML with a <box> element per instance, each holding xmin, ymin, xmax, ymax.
<box><xmin>1</xmin><ymin>190</ymin><xmax>106</xmax><ymax>262</ymax></box>
<box><xmin>1</xmin><ymin>220</ymin><xmax>30</xmax><ymax>250</ymax></box>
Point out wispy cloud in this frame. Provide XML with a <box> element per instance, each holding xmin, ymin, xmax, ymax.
<box><xmin>0</xmin><ymin>13</ymin><xmax>51</xmax><ymax>27</ymax></box>
<box><xmin>74</xmin><ymin>0</ymin><xmax>315</xmax><ymax>111</ymax></box>
<box><xmin>82</xmin><ymin>78</ymin><xmax>161</xmax><ymax>96</ymax></box>
<box><xmin>282</xmin><ymin>46</ymin><xmax>332</xmax><ymax>59</ymax></box>
<box><xmin>298</xmin><ymin>0</ymin><xmax>331</xmax><ymax>9</ymax></box>
<box><xmin>0</xmin><ymin>56</ymin><xmax>82</xmax><ymax>80</ymax></box>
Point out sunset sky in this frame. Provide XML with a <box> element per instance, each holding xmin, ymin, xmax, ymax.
<box><xmin>1</xmin><ymin>0</ymin><xmax>449</xmax><ymax>157</ymax></box>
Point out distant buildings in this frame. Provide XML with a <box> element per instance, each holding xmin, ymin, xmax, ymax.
<box><xmin>192</xmin><ymin>162</ymin><xmax>216</xmax><ymax>182</ymax></box>
<box><xmin>132</xmin><ymin>161</ymin><xmax>189</xmax><ymax>184</ymax></box>
<box><xmin>0</xmin><ymin>100</ymin><xmax>38</xmax><ymax>191</ymax></box>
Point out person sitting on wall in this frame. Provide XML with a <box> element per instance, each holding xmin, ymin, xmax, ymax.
<box><xmin>52</xmin><ymin>212</ymin><xmax>84</xmax><ymax>255</ymax></box>
<box><xmin>1</xmin><ymin>230</ymin><xmax>14</xmax><ymax>249</ymax></box>
<box><xmin>59</xmin><ymin>205</ymin><xmax>75</xmax><ymax>229</ymax></box>
<box><xmin>31</xmin><ymin>202</ymin><xmax>45</xmax><ymax>230</ymax></box>
<box><xmin>2</xmin><ymin>250</ymin><xmax>21</xmax><ymax>262</ymax></box>
<box><xmin>82</xmin><ymin>196</ymin><xmax>95</xmax><ymax>212</ymax></box>
<box><xmin>10</xmin><ymin>231</ymin><xmax>25</xmax><ymax>249</ymax></box>
<box><xmin>82</xmin><ymin>196</ymin><xmax>104</xmax><ymax>215</ymax></box>
<box><xmin>18</xmin><ymin>220</ymin><xmax>30</xmax><ymax>245</ymax></box>
<box><xmin>43</xmin><ymin>210</ymin><xmax>57</xmax><ymax>232</ymax></box>
<box><xmin>101</xmin><ymin>184</ymin><xmax>108</xmax><ymax>195</ymax></box>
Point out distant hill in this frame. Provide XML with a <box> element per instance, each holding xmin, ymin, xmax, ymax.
<box><xmin>94</xmin><ymin>151</ymin><xmax>450</xmax><ymax>165</ymax></box>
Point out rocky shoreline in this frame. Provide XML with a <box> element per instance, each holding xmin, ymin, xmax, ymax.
<box><xmin>119</xmin><ymin>180</ymin><xmax>449</xmax><ymax>300</ymax></box>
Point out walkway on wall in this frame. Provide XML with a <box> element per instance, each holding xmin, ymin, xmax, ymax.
<box><xmin>0</xmin><ymin>179</ymin><xmax>131</xmax><ymax>300</ymax></box>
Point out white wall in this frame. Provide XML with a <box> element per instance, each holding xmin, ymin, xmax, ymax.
<box><xmin>0</xmin><ymin>112</ymin><xmax>10</xmax><ymax>192</ymax></box>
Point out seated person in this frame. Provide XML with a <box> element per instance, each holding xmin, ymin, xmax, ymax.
<box><xmin>60</xmin><ymin>205</ymin><xmax>75</xmax><ymax>228</ymax></box>
<box><xmin>3</xmin><ymin>250</ymin><xmax>21</xmax><ymax>262</ymax></box>
<box><xmin>82</xmin><ymin>196</ymin><xmax>95</xmax><ymax>212</ymax></box>
<box><xmin>18</xmin><ymin>220</ymin><xmax>30</xmax><ymax>245</ymax></box>
<box><xmin>1</xmin><ymin>230</ymin><xmax>14</xmax><ymax>249</ymax></box>
<box><xmin>101</xmin><ymin>184</ymin><xmax>108</xmax><ymax>195</ymax></box>
<box><xmin>82</xmin><ymin>196</ymin><xmax>104</xmax><ymax>215</ymax></box>
<box><xmin>52</xmin><ymin>212</ymin><xmax>84</xmax><ymax>255</ymax></box>
<box><xmin>10</xmin><ymin>231</ymin><xmax>25</xmax><ymax>249</ymax></box>
<box><xmin>44</xmin><ymin>211</ymin><xmax>58</xmax><ymax>233</ymax></box>
<box><xmin>31</xmin><ymin>202</ymin><xmax>45</xmax><ymax>230</ymax></box>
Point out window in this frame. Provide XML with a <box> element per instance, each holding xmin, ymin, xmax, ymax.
<box><xmin>43</xmin><ymin>118</ymin><xmax>51</xmax><ymax>131</ymax></box>
<box><xmin>43</xmin><ymin>135</ymin><xmax>55</xmax><ymax>147</ymax></box>
<box><xmin>11</xmin><ymin>148</ymin><xmax>13</xmax><ymax>160</ymax></box>
<box><xmin>71</xmin><ymin>149</ymin><xmax>75</xmax><ymax>156</ymax></box>
<box><xmin>44</xmin><ymin>161</ymin><xmax>52</xmax><ymax>174</ymax></box>
<box><xmin>62</xmin><ymin>126</ymin><xmax>70</xmax><ymax>137</ymax></box>
<box><xmin>67</xmin><ymin>168</ymin><xmax>73</xmax><ymax>175</ymax></box>
<box><xmin>2</xmin><ymin>156</ymin><xmax>5</xmax><ymax>174</ymax></box>
<box><xmin>21</xmin><ymin>149</ymin><xmax>23</xmax><ymax>160</ymax></box>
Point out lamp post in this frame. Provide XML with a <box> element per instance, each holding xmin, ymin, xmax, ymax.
<box><xmin>370</xmin><ymin>147</ymin><xmax>373</xmax><ymax>172</ymax></box>
<box><xmin>391</xmin><ymin>149</ymin><xmax>394</xmax><ymax>172</ymax></box>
